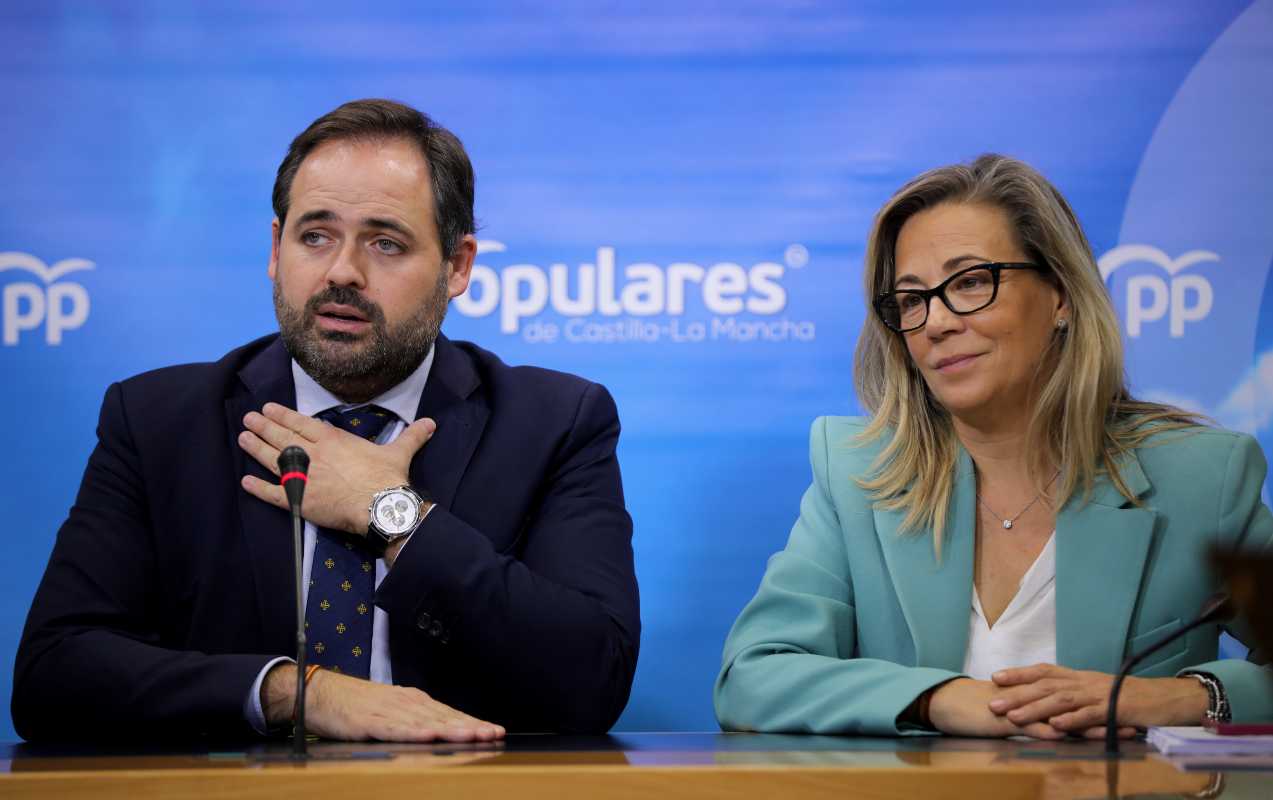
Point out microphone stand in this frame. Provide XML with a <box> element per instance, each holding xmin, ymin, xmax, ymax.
<box><xmin>278</xmin><ymin>446</ymin><xmax>311</xmax><ymax>761</ymax></box>
<box><xmin>1104</xmin><ymin>593</ymin><xmax>1233</xmax><ymax>756</ymax></box>
<box><xmin>291</xmin><ymin>497</ymin><xmax>308</xmax><ymax>760</ymax></box>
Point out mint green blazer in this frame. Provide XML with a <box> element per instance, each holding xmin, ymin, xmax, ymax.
<box><xmin>715</xmin><ymin>417</ymin><xmax>1273</xmax><ymax>735</ymax></box>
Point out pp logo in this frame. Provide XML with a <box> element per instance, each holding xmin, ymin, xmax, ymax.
<box><xmin>1097</xmin><ymin>245</ymin><xmax>1216</xmax><ymax>338</ymax></box>
<box><xmin>0</xmin><ymin>252</ymin><xmax>94</xmax><ymax>345</ymax></box>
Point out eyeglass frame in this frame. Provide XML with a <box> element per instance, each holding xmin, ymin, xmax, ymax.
<box><xmin>872</xmin><ymin>262</ymin><xmax>1049</xmax><ymax>334</ymax></box>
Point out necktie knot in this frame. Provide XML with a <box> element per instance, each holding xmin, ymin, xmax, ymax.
<box><xmin>319</xmin><ymin>405</ymin><xmax>396</xmax><ymax>442</ymax></box>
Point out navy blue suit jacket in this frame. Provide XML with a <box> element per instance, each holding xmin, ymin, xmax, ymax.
<box><xmin>13</xmin><ymin>334</ymin><xmax>640</xmax><ymax>740</ymax></box>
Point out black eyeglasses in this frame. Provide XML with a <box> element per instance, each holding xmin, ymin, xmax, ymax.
<box><xmin>873</xmin><ymin>262</ymin><xmax>1047</xmax><ymax>333</ymax></box>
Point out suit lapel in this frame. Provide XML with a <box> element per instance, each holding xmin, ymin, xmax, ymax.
<box><xmin>1056</xmin><ymin>453</ymin><xmax>1155</xmax><ymax>673</ymax></box>
<box><xmin>226</xmin><ymin>337</ymin><xmax>298</xmax><ymax>654</ymax></box>
<box><xmin>873</xmin><ymin>449</ymin><xmax>977</xmax><ymax>671</ymax></box>
<box><xmin>408</xmin><ymin>336</ymin><xmax>489</xmax><ymax>508</ymax></box>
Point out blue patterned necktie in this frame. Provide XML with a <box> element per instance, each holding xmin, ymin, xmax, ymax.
<box><xmin>304</xmin><ymin>404</ymin><xmax>396</xmax><ymax>678</ymax></box>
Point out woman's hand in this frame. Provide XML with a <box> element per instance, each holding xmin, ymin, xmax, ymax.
<box><xmin>928</xmin><ymin>678</ymin><xmax>1068</xmax><ymax>739</ymax></box>
<box><xmin>988</xmin><ymin>663</ymin><xmax>1208</xmax><ymax>734</ymax></box>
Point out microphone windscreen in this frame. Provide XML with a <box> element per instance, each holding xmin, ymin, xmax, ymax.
<box><xmin>278</xmin><ymin>446</ymin><xmax>310</xmax><ymax>512</ymax></box>
<box><xmin>278</xmin><ymin>445</ymin><xmax>310</xmax><ymax>477</ymax></box>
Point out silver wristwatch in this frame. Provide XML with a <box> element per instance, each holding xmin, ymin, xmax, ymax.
<box><xmin>367</xmin><ymin>485</ymin><xmax>427</xmax><ymax>554</ymax></box>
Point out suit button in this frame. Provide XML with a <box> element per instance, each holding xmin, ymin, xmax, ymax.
<box><xmin>416</xmin><ymin>611</ymin><xmax>432</xmax><ymax>631</ymax></box>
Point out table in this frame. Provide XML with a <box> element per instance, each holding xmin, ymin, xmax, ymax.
<box><xmin>1</xmin><ymin>732</ymin><xmax>1268</xmax><ymax>799</ymax></box>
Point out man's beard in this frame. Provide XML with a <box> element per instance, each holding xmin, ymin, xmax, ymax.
<box><xmin>274</xmin><ymin>273</ymin><xmax>450</xmax><ymax>404</ymax></box>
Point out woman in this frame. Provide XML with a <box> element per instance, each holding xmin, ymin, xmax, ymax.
<box><xmin>714</xmin><ymin>154</ymin><xmax>1273</xmax><ymax>738</ymax></box>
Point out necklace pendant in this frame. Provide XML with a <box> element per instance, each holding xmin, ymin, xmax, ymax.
<box><xmin>1003</xmin><ymin>520</ymin><xmax>1013</xmax><ymax>530</ymax></box>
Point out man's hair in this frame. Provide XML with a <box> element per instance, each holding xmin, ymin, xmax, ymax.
<box><xmin>272</xmin><ymin>99</ymin><xmax>475</xmax><ymax>261</ymax></box>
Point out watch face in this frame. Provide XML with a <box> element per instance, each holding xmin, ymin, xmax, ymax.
<box><xmin>374</xmin><ymin>489</ymin><xmax>420</xmax><ymax>536</ymax></box>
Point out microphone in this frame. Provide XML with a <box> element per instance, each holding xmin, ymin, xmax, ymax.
<box><xmin>278</xmin><ymin>446</ymin><xmax>310</xmax><ymax>512</ymax></box>
<box><xmin>1104</xmin><ymin>592</ymin><xmax>1234</xmax><ymax>756</ymax></box>
<box><xmin>277</xmin><ymin>446</ymin><xmax>311</xmax><ymax>760</ymax></box>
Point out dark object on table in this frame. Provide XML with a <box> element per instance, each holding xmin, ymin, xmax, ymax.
<box><xmin>1210</xmin><ymin>547</ymin><xmax>1273</xmax><ymax>666</ymax></box>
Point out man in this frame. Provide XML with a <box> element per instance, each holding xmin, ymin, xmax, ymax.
<box><xmin>13</xmin><ymin>99</ymin><xmax>640</xmax><ymax>741</ymax></box>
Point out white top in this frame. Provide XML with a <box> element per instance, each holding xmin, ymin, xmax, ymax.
<box><xmin>961</xmin><ymin>533</ymin><xmax>1058</xmax><ymax>681</ymax></box>
<box><xmin>244</xmin><ymin>345</ymin><xmax>436</xmax><ymax>732</ymax></box>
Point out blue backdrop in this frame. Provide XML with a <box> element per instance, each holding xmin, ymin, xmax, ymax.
<box><xmin>2</xmin><ymin>0</ymin><xmax>1271</xmax><ymax>739</ymax></box>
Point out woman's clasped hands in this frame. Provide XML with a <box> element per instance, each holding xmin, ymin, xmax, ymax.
<box><xmin>930</xmin><ymin>663</ymin><xmax>1209</xmax><ymax>739</ymax></box>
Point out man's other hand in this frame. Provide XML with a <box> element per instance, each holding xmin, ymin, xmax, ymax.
<box><xmin>238</xmin><ymin>402</ymin><xmax>435</xmax><ymax>535</ymax></box>
<box><xmin>262</xmin><ymin>663</ymin><xmax>505</xmax><ymax>742</ymax></box>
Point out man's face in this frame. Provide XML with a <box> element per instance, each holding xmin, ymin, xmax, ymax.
<box><xmin>269</xmin><ymin>137</ymin><xmax>473</xmax><ymax>403</ymax></box>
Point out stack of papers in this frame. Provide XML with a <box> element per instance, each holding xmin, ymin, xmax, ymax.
<box><xmin>1149</xmin><ymin>726</ymin><xmax>1273</xmax><ymax>755</ymax></box>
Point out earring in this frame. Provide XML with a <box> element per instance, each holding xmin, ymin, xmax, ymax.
<box><xmin>1055</xmin><ymin>318</ymin><xmax>1068</xmax><ymax>332</ymax></box>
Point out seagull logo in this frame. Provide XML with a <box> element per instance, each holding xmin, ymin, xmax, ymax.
<box><xmin>0</xmin><ymin>252</ymin><xmax>96</xmax><ymax>283</ymax></box>
<box><xmin>1097</xmin><ymin>245</ymin><xmax>1218</xmax><ymax>281</ymax></box>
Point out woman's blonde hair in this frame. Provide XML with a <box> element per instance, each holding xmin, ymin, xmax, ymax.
<box><xmin>854</xmin><ymin>154</ymin><xmax>1197</xmax><ymax>553</ymax></box>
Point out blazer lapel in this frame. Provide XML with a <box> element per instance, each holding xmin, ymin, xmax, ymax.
<box><xmin>409</xmin><ymin>336</ymin><xmax>489</xmax><ymax>508</ymax></box>
<box><xmin>873</xmin><ymin>449</ymin><xmax>977</xmax><ymax>671</ymax></box>
<box><xmin>1056</xmin><ymin>453</ymin><xmax>1156</xmax><ymax>673</ymax></box>
<box><xmin>225</xmin><ymin>337</ymin><xmax>298</xmax><ymax>654</ymax></box>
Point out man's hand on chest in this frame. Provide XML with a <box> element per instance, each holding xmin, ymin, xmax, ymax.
<box><xmin>237</xmin><ymin>401</ymin><xmax>436</xmax><ymax>541</ymax></box>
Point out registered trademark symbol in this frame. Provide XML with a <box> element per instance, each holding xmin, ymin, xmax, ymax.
<box><xmin>784</xmin><ymin>244</ymin><xmax>809</xmax><ymax>269</ymax></box>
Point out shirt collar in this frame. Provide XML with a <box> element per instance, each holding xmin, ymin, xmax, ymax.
<box><xmin>291</xmin><ymin>344</ymin><xmax>435</xmax><ymax>422</ymax></box>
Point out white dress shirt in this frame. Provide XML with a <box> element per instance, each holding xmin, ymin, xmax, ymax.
<box><xmin>961</xmin><ymin>533</ymin><xmax>1058</xmax><ymax>681</ymax></box>
<box><xmin>244</xmin><ymin>345</ymin><xmax>435</xmax><ymax>732</ymax></box>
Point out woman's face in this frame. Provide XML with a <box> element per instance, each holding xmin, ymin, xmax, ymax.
<box><xmin>893</xmin><ymin>202</ymin><xmax>1065</xmax><ymax>429</ymax></box>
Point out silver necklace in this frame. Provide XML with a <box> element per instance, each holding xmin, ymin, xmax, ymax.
<box><xmin>978</xmin><ymin>472</ymin><xmax>1059</xmax><ymax>530</ymax></box>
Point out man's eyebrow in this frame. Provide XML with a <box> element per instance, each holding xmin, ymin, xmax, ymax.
<box><xmin>295</xmin><ymin>209</ymin><xmax>339</xmax><ymax>227</ymax></box>
<box><xmin>363</xmin><ymin>217</ymin><xmax>415</xmax><ymax>240</ymax></box>
<box><xmin>893</xmin><ymin>254</ymin><xmax>990</xmax><ymax>287</ymax></box>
